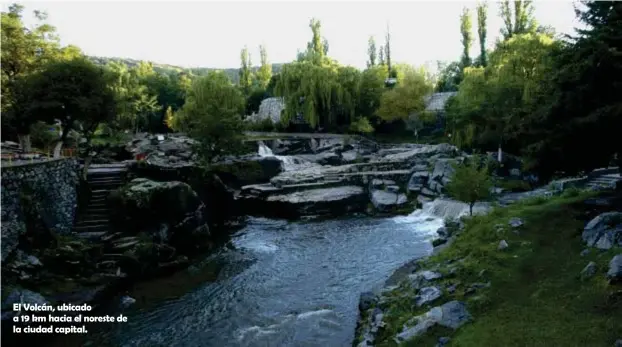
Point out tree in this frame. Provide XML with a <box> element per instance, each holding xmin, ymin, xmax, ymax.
<box><xmin>1</xmin><ymin>4</ymin><xmax>83</xmax><ymax>150</ymax></box>
<box><xmin>445</xmin><ymin>32</ymin><xmax>558</xmax><ymax>153</ymax></box>
<box><xmin>435</xmin><ymin>61</ymin><xmax>462</xmax><ymax>92</ymax></box>
<box><xmin>255</xmin><ymin>45</ymin><xmax>272</xmax><ymax>89</ymax></box>
<box><xmin>476</xmin><ymin>2</ymin><xmax>488</xmax><ymax>67</ymax></box>
<box><xmin>378</xmin><ymin>45</ymin><xmax>386</xmax><ymax>66</ymax></box>
<box><xmin>358</xmin><ymin>65</ymin><xmax>388</xmax><ymax>121</ymax></box>
<box><xmin>445</xmin><ymin>158</ymin><xmax>492</xmax><ymax>216</ymax></box>
<box><xmin>460</xmin><ymin>7</ymin><xmax>474</xmax><ymax>69</ymax></box>
<box><xmin>275</xmin><ymin>61</ymin><xmax>359</xmax><ymax>130</ymax></box>
<box><xmin>519</xmin><ymin>1</ymin><xmax>622</xmax><ymax>179</ymax></box>
<box><xmin>239</xmin><ymin>46</ymin><xmax>253</xmax><ymax>94</ymax></box>
<box><xmin>106</xmin><ymin>61</ymin><xmax>160</xmax><ymax>133</ymax></box>
<box><xmin>297</xmin><ymin>18</ymin><xmax>330</xmax><ymax>65</ymax></box>
<box><xmin>385</xmin><ymin>25</ymin><xmax>394</xmax><ymax>78</ymax></box>
<box><xmin>367</xmin><ymin>36</ymin><xmax>377</xmax><ymax>67</ymax></box>
<box><xmin>499</xmin><ymin>0</ymin><xmax>537</xmax><ymax>40</ymax></box>
<box><xmin>11</xmin><ymin>58</ymin><xmax>117</xmax><ymax>158</ymax></box>
<box><xmin>377</xmin><ymin>66</ymin><xmax>433</xmax><ymax>123</ymax></box>
<box><xmin>175</xmin><ymin>71</ymin><xmax>246</xmax><ymax>164</ymax></box>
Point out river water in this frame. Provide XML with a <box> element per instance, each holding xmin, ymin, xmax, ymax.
<box><xmin>75</xmin><ymin>199</ymin><xmax>471</xmax><ymax>347</ymax></box>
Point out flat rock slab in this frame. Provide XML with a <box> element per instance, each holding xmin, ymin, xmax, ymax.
<box><xmin>267</xmin><ymin>186</ymin><xmax>365</xmax><ymax>203</ymax></box>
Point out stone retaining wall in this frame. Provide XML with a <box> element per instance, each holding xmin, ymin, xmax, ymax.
<box><xmin>1</xmin><ymin>158</ymin><xmax>79</xmax><ymax>260</ymax></box>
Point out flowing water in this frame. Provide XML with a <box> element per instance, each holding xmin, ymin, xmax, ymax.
<box><xmin>257</xmin><ymin>141</ymin><xmax>320</xmax><ymax>172</ymax></box>
<box><xmin>77</xmin><ymin>200</ymin><xmax>472</xmax><ymax>347</ymax></box>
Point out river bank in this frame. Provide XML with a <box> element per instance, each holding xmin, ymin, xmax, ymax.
<box><xmin>354</xmin><ymin>189</ymin><xmax>622</xmax><ymax>347</ymax></box>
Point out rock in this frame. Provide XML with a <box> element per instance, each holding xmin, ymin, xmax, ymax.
<box><xmin>508</xmin><ymin>217</ymin><xmax>524</xmax><ymax>228</ymax></box>
<box><xmin>408</xmin><ymin>270</ymin><xmax>443</xmax><ymax>289</ymax></box>
<box><xmin>120</xmin><ymin>295</ymin><xmax>136</xmax><ymax>308</ymax></box>
<box><xmin>415</xmin><ymin>286</ymin><xmax>442</xmax><ymax>307</ymax></box>
<box><xmin>580</xmin><ymin>249</ymin><xmax>590</xmax><ymax>257</ymax></box>
<box><xmin>446</xmin><ymin>284</ymin><xmax>457</xmax><ymax>294</ymax></box>
<box><xmin>2</xmin><ymin>289</ymin><xmax>49</xmax><ymax>320</ymax></box>
<box><xmin>437</xmin><ymin>227</ymin><xmax>449</xmax><ymax>238</ymax></box>
<box><xmin>607</xmin><ymin>254</ymin><xmax>622</xmax><ymax>283</ymax></box>
<box><xmin>437</xmin><ymin>337</ymin><xmax>451</xmax><ymax>347</ymax></box>
<box><xmin>394</xmin><ymin>301</ymin><xmax>470</xmax><ymax>343</ymax></box>
<box><xmin>582</xmin><ymin>212</ymin><xmax>622</xmax><ymax>250</ymax></box>
<box><xmin>261</xmin><ymin>186</ymin><xmax>368</xmax><ymax>218</ymax></box>
<box><xmin>614</xmin><ymin>339</ymin><xmax>622</xmax><ymax>347</ymax></box>
<box><xmin>245</xmin><ymin>97</ymin><xmax>285</xmax><ymax>124</ymax></box>
<box><xmin>359</xmin><ymin>291</ymin><xmax>378</xmax><ymax>311</ymax></box>
<box><xmin>429</xmin><ymin>159</ymin><xmax>456</xmax><ymax>185</ymax></box>
<box><xmin>109</xmin><ymin>178</ymin><xmax>211</xmax><ymax>253</ymax></box>
<box><xmin>211</xmin><ymin>156</ymin><xmax>284</xmax><ymax>186</ymax></box>
<box><xmin>370</xmin><ymin>190</ymin><xmax>408</xmax><ymax>212</ymax></box>
<box><xmin>510</xmin><ymin>168</ymin><xmax>521</xmax><ymax>177</ymax></box>
<box><xmin>419</xmin><ymin>270</ymin><xmax>443</xmax><ymax>281</ymax></box>
<box><xmin>407</xmin><ymin>171</ymin><xmax>429</xmax><ymax>193</ymax></box>
<box><xmin>498</xmin><ymin>240</ymin><xmax>509</xmax><ymax>250</ymax></box>
<box><xmin>341</xmin><ymin>150</ymin><xmax>360</xmax><ymax>163</ymax></box>
<box><xmin>580</xmin><ymin>261</ymin><xmax>597</xmax><ymax>280</ymax></box>
<box><xmin>437</xmin><ymin>300</ymin><xmax>471</xmax><ymax>329</ymax></box>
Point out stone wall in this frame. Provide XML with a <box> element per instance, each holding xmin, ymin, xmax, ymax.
<box><xmin>1</xmin><ymin>158</ymin><xmax>79</xmax><ymax>261</ymax></box>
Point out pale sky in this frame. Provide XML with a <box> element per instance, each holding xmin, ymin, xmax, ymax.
<box><xmin>6</xmin><ymin>0</ymin><xmax>581</xmax><ymax>70</ymax></box>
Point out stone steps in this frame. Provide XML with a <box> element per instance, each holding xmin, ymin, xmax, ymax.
<box><xmin>73</xmin><ymin>164</ymin><xmax>127</xmax><ymax>236</ymax></box>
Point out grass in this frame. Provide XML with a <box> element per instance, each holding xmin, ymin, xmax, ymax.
<box><xmin>494</xmin><ymin>177</ymin><xmax>533</xmax><ymax>192</ymax></box>
<box><xmin>370</xmin><ymin>190</ymin><xmax>622</xmax><ymax>347</ymax></box>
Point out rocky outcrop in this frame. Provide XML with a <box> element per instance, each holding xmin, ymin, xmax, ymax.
<box><xmin>109</xmin><ymin>178</ymin><xmax>212</xmax><ymax>254</ymax></box>
<box><xmin>1</xmin><ymin>158</ymin><xmax>79</xmax><ymax>261</ymax></box>
<box><xmin>243</xmin><ymin>185</ymin><xmax>368</xmax><ymax>219</ymax></box>
<box><xmin>582</xmin><ymin>212</ymin><xmax>622</xmax><ymax>249</ymax></box>
<box><xmin>238</xmin><ymin>142</ymin><xmax>464</xmax><ymax>219</ymax></box>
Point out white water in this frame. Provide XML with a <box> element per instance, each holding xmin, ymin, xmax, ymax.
<box><xmin>257</xmin><ymin>141</ymin><xmax>319</xmax><ymax>172</ymax></box>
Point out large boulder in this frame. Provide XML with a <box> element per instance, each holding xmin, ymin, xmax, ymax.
<box><xmin>246</xmin><ymin>186</ymin><xmax>368</xmax><ymax>218</ymax></box>
<box><xmin>109</xmin><ymin>178</ymin><xmax>211</xmax><ymax>252</ymax></box>
<box><xmin>582</xmin><ymin>212</ymin><xmax>622</xmax><ymax>249</ymax></box>
<box><xmin>370</xmin><ymin>189</ymin><xmax>409</xmax><ymax>212</ymax></box>
<box><xmin>210</xmin><ymin>156</ymin><xmax>283</xmax><ymax>187</ymax></box>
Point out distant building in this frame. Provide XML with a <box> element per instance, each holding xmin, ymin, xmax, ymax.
<box><xmin>424</xmin><ymin>92</ymin><xmax>457</xmax><ymax>114</ymax></box>
<box><xmin>423</xmin><ymin>91</ymin><xmax>457</xmax><ymax>133</ymax></box>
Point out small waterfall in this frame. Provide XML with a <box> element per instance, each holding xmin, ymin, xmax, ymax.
<box><xmin>257</xmin><ymin>141</ymin><xmax>319</xmax><ymax>172</ymax></box>
<box><xmin>421</xmin><ymin>198</ymin><xmax>490</xmax><ymax>219</ymax></box>
<box><xmin>258</xmin><ymin>142</ymin><xmax>274</xmax><ymax>157</ymax></box>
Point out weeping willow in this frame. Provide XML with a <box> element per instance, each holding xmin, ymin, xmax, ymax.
<box><xmin>275</xmin><ymin>61</ymin><xmax>359</xmax><ymax>130</ymax></box>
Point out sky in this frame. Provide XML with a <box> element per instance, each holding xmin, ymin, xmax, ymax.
<box><xmin>7</xmin><ymin>0</ymin><xmax>581</xmax><ymax>70</ymax></box>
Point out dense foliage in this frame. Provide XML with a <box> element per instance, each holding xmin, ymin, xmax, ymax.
<box><xmin>174</xmin><ymin>72</ymin><xmax>246</xmax><ymax>163</ymax></box>
<box><xmin>1</xmin><ymin>1</ymin><xmax>619</xmax><ymax>179</ymax></box>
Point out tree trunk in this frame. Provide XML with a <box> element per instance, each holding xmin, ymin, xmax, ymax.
<box><xmin>469</xmin><ymin>202</ymin><xmax>474</xmax><ymax>216</ymax></box>
<box><xmin>82</xmin><ymin>155</ymin><xmax>92</xmax><ymax>181</ymax></box>
<box><xmin>53</xmin><ymin>140</ymin><xmax>64</xmax><ymax>158</ymax></box>
<box><xmin>17</xmin><ymin>134</ymin><xmax>32</xmax><ymax>153</ymax></box>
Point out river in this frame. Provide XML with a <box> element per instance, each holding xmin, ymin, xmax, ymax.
<box><xmin>70</xmin><ymin>199</ymin><xmax>470</xmax><ymax>347</ymax></box>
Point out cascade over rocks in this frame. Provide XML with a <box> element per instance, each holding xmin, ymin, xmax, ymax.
<box><xmin>239</xmin><ymin>139</ymin><xmax>467</xmax><ymax>219</ymax></box>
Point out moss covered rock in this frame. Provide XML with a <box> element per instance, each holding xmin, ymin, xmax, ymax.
<box><xmin>109</xmin><ymin>178</ymin><xmax>211</xmax><ymax>253</ymax></box>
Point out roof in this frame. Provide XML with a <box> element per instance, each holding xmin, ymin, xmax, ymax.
<box><xmin>424</xmin><ymin>92</ymin><xmax>457</xmax><ymax>112</ymax></box>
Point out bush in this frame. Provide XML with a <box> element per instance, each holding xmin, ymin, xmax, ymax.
<box><xmin>246</xmin><ymin>118</ymin><xmax>276</xmax><ymax>132</ymax></box>
<box><xmin>349</xmin><ymin>117</ymin><xmax>374</xmax><ymax>134</ymax></box>
<box><xmin>446</xmin><ymin>157</ymin><xmax>492</xmax><ymax>216</ymax></box>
